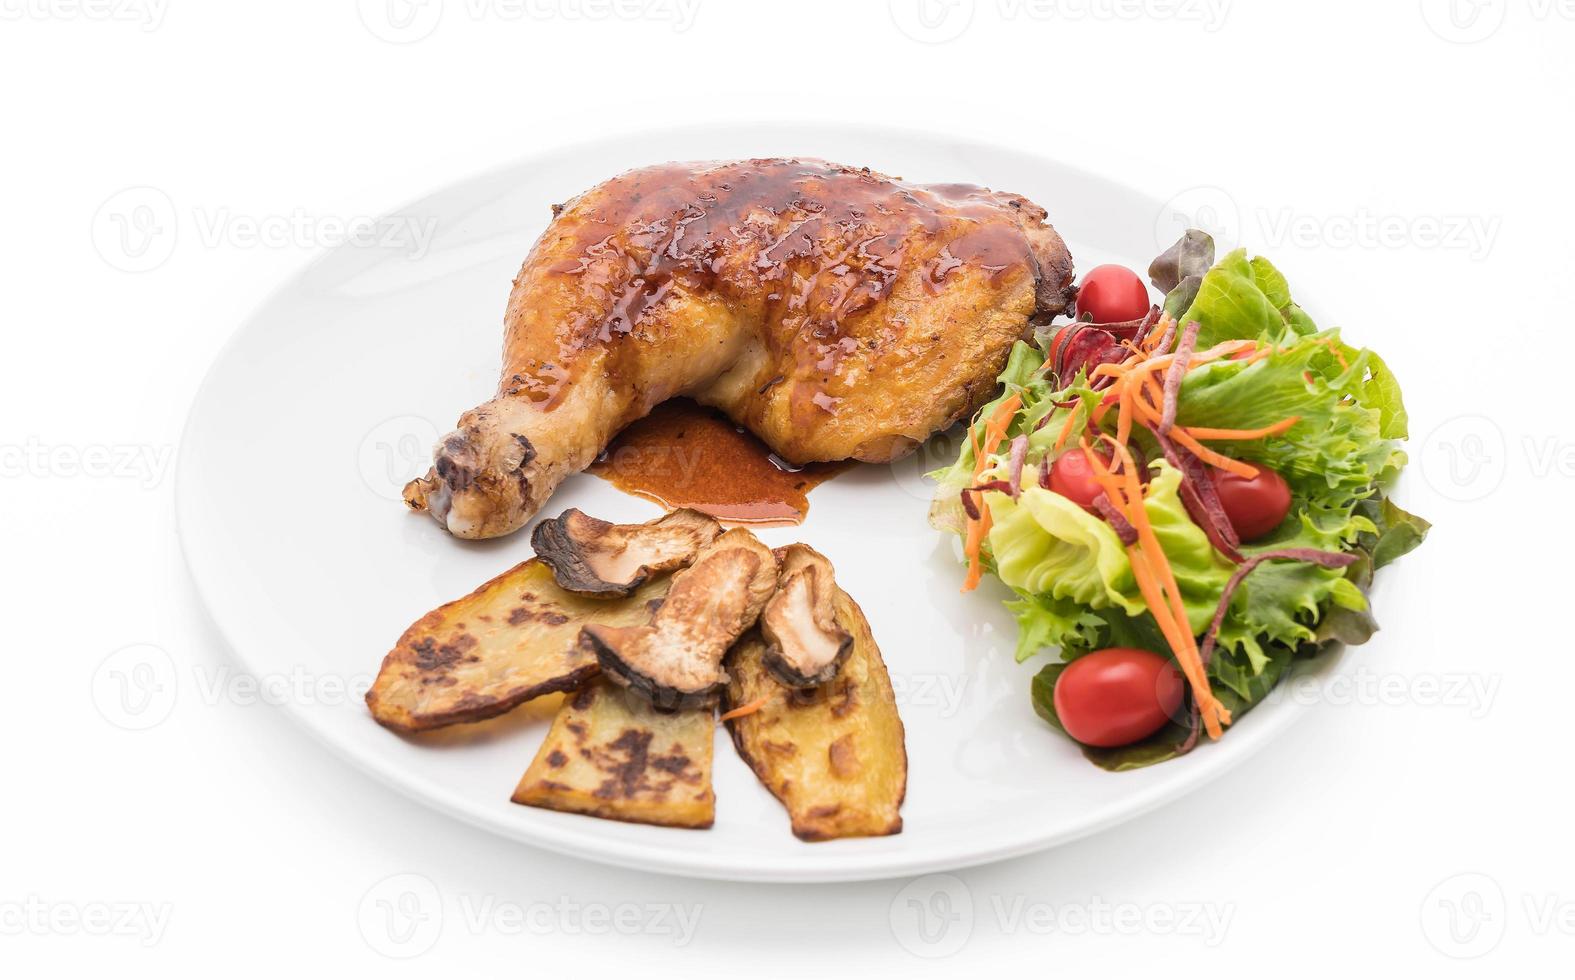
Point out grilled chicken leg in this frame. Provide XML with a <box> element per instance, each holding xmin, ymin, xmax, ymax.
<box><xmin>405</xmin><ymin>158</ymin><xmax>1074</xmax><ymax>539</ymax></box>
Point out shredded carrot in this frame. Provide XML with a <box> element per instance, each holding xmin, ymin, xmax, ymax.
<box><xmin>719</xmin><ymin>696</ymin><xmax>772</xmax><ymax>722</ymax></box>
<box><xmin>1054</xmin><ymin>406</ymin><xmax>1081</xmax><ymax>451</ymax></box>
<box><xmin>1081</xmin><ymin>437</ymin><xmax>1229</xmax><ymax>739</ymax></box>
<box><xmin>1081</xmin><ymin>434</ymin><xmax>1135</xmax><ymax>511</ymax></box>
<box><xmin>1126</xmin><ymin>546</ymin><xmax>1225</xmax><ymax>739</ymax></box>
<box><xmin>1166</xmin><ymin>427</ymin><xmax>1259</xmax><ymax>478</ymax></box>
<box><xmin>1090</xmin><ymin>362</ymin><xmax>1130</xmax><ymax>381</ymax></box>
<box><xmin>1143</xmin><ymin>313</ymin><xmax>1178</xmax><ymax>354</ymax></box>
<box><xmin>1323</xmin><ymin>338</ymin><xmax>1350</xmax><ymax>371</ymax></box>
<box><xmin>1128</xmin><ymin>382</ymin><xmax>1168</xmax><ymax>432</ymax></box>
<box><xmin>962</xmin><ymin>508</ymin><xmax>992</xmax><ymax>592</ymax></box>
<box><xmin>1136</xmin><ymin>374</ymin><xmax>1165</xmax><ymax>419</ymax></box>
<box><xmin>960</xmin><ymin>393</ymin><xmax>1022</xmax><ymax>592</ymax></box>
<box><xmin>972</xmin><ymin>394</ymin><xmax>1022</xmax><ymax>479</ymax></box>
<box><xmin>1182</xmin><ymin>417</ymin><xmax>1300</xmax><ymax>441</ymax></box>
<box><xmin>1126</xmin><ymin>339</ymin><xmax>1254</xmax><ymax>389</ymax></box>
<box><xmin>1092</xmin><ymin>391</ymin><xmax>1119</xmax><ymax>425</ymax></box>
<box><xmin>1114</xmin><ymin>378</ymin><xmax>1134</xmax><ymax>449</ymax></box>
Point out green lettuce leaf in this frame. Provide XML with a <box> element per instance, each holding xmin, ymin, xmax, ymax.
<box><xmin>1360</xmin><ymin>496</ymin><xmax>1432</xmax><ymax>569</ymax></box>
<box><xmin>1176</xmin><ymin>248</ymin><xmax>1289</xmax><ymax>347</ymax></box>
<box><xmin>1005</xmin><ymin>594</ymin><xmax>1107</xmax><ymax>663</ymax></box>
<box><xmin>987</xmin><ymin>462</ymin><xmax>1236</xmax><ymax>636</ymax></box>
<box><xmin>927</xmin><ymin>241</ymin><xmax>1429</xmax><ymax>769</ymax></box>
<box><xmin>1175</xmin><ymin>331</ymin><xmax>1399</xmax><ymax>516</ymax></box>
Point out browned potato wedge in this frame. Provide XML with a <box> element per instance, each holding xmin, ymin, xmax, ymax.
<box><xmin>722</xmin><ymin>590</ymin><xmax>906</xmax><ymax>841</ymax></box>
<box><xmin>366</xmin><ymin>559</ymin><xmax>670</xmax><ymax>733</ymax></box>
<box><xmin>511</xmin><ymin>680</ymin><xmax>716</xmax><ymax>829</ymax></box>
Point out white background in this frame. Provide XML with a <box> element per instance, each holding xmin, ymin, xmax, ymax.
<box><xmin>4</xmin><ymin>0</ymin><xmax>1571</xmax><ymax>973</ymax></box>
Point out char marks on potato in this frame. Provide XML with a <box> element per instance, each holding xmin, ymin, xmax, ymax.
<box><xmin>511</xmin><ymin>680</ymin><xmax>716</xmax><ymax>829</ymax></box>
<box><xmin>365</xmin><ymin>558</ymin><xmax>671</xmax><ymax>733</ymax></box>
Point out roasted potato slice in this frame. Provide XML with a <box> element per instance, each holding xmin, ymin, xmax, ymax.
<box><xmin>722</xmin><ymin>590</ymin><xmax>906</xmax><ymax>841</ymax></box>
<box><xmin>366</xmin><ymin>559</ymin><xmax>670</xmax><ymax>733</ymax></box>
<box><xmin>511</xmin><ymin>680</ymin><xmax>716</xmax><ymax>829</ymax></box>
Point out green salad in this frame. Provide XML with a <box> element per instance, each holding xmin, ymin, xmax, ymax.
<box><xmin>930</xmin><ymin>231</ymin><xmax>1429</xmax><ymax>770</ymax></box>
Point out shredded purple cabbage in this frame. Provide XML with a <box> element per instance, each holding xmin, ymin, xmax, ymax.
<box><xmin>1006</xmin><ymin>435</ymin><xmax>1028</xmax><ymax>499</ymax></box>
<box><xmin>1149</xmin><ymin>317</ymin><xmax>1178</xmax><ymax>358</ymax></box>
<box><xmin>1174</xmin><ymin>548</ymin><xmax>1358</xmax><ymax>756</ymax></box>
<box><xmin>1198</xmin><ymin>549</ymin><xmax>1359</xmax><ymax>668</ymax></box>
<box><xmin>1158</xmin><ymin>319</ymin><xmax>1201</xmax><ymax>435</ymax></box>
<box><xmin>1153</xmin><ymin>429</ymin><xmax>1243</xmax><ymax>563</ymax></box>
<box><xmin>1092</xmin><ymin>493</ymin><xmax>1138</xmax><ymax>546</ymax></box>
<box><xmin>959</xmin><ymin>480</ymin><xmax>1015</xmax><ymax>520</ymax></box>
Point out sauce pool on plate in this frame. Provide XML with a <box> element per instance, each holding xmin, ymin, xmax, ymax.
<box><xmin>589</xmin><ymin>400</ymin><xmax>849</xmax><ymax>525</ymax></box>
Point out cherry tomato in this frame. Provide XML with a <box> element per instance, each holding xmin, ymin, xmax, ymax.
<box><xmin>1049</xmin><ymin>448</ymin><xmax>1114</xmax><ymax>512</ymax></box>
<box><xmin>1075</xmin><ymin>265</ymin><xmax>1151</xmax><ymax>324</ymax></box>
<box><xmin>1053</xmin><ymin>648</ymin><xmax>1186</xmax><ymax>748</ymax></box>
<box><xmin>1213</xmin><ymin>465</ymin><xmax>1293</xmax><ymax>541</ymax></box>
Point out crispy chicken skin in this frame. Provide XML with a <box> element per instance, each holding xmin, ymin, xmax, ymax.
<box><xmin>405</xmin><ymin>158</ymin><xmax>1075</xmax><ymax>539</ymax></box>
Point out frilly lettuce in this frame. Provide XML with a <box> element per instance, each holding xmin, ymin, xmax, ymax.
<box><xmin>1175</xmin><ymin>331</ymin><xmax>1406</xmax><ymax>515</ymax></box>
<box><xmin>989</xmin><ymin>461</ymin><xmax>1375</xmax><ymax>684</ymax></box>
<box><xmin>988</xmin><ymin>463</ymin><xmax>1235</xmax><ymax>647</ymax></box>
<box><xmin>1176</xmin><ymin>247</ymin><xmax>1320</xmax><ymax>348</ymax></box>
<box><xmin>931</xmin><ymin>239</ymin><xmax>1428</xmax><ymax>769</ymax></box>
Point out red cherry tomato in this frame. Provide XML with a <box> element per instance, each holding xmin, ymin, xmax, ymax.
<box><xmin>1053</xmin><ymin>648</ymin><xmax>1186</xmax><ymax>748</ymax></box>
<box><xmin>1049</xmin><ymin>448</ymin><xmax>1113</xmax><ymax>512</ymax></box>
<box><xmin>1075</xmin><ymin>265</ymin><xmax>1151</xmax><ymax>324</ymax></box>
<box><xmin>1213</xmin><ymin>466</ymin><xmax>1293</xmax><ymax>541</ymax></box>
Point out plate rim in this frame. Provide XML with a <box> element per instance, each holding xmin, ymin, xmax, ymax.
<box><xmin>176</xmin><ymin>121</ymin><xmax>1347</xmax><ymax>883</ymax></box>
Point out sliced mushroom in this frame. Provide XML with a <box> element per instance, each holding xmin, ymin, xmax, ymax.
<box><xmin>760</xmin><ymin>544</ymin><xmax>854</xmax><ymax>688</ymax></box>
<box><xmin>531</xmin><ymin>507</ymin><xmax>722</xmax><ymax>598</ymax></box>
<box><xmin>579</xmin><ymin>528</ymin><xmax>779</xmax><ymax>709</ymax></box>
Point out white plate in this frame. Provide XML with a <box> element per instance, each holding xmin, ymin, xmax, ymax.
<box><xmin>177</xmin><ymin>123</ymin><xmax>1359</xmax><ymax>882</ymax></box>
